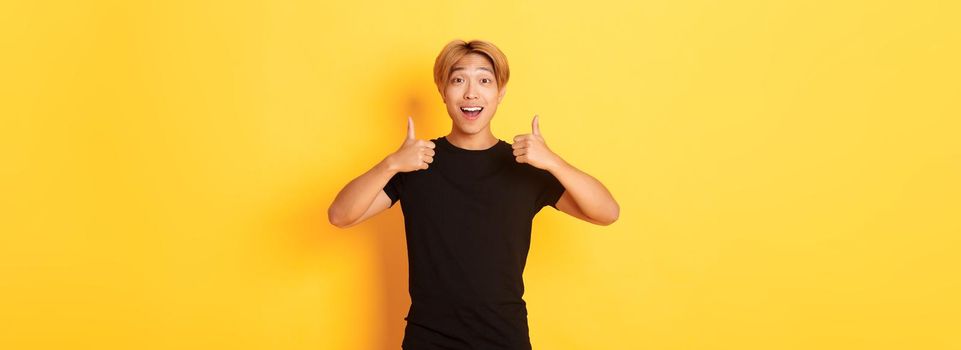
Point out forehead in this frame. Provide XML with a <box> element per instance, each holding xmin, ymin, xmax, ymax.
<box><xmin>451</xmin><ymin>53</ymin><xmax>494</xmax><ymax>73</ymax></box>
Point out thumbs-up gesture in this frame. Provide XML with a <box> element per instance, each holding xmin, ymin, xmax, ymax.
<box><xmin>513</xmin><ymin>115</ymin><xmax>561</xmax><ymax>171</ymax></box>
<box><xmin>387</xmin><ymin>116</ymin><xmax>436</xmax><ymax>173</ymax></box>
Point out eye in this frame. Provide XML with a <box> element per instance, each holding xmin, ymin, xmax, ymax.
<box><xmin>451</xmin><ymin>77</ymin><xmax>464</xmax><ymax>83</ymax></box>
<box><xmin>481</xmin><ymin>78</ymin><xmax>492</xmax><ymax>84</ymax></box>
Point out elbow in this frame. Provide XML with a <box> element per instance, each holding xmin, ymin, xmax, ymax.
<box><xmin>596</xmin><ymin>204</ymin><xmax>620</xmax><ymax>226</ymax></box>
<box><xmin>597</xmin><ymin>215</ymin><xmax>618</xmax><ymax>226</ymax></box>
<box><xmin>327</xmin><ymin>206</ymin><xmax>351</xmax><ymax>229</ymax></box>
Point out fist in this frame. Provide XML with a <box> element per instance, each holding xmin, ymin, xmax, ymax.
<box><xmin>388</xmin><ymin>116</ymin><xmax>436</xmax><ymax>172</ymax></box>
<box><xmin>512</xmin><ymin>115</ymin><xmax>560</xmax><ymax>171</ymax></box>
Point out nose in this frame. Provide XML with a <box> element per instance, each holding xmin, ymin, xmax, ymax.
<box><xmin>464</xmin><ymin>81</ymin><xmax>478</xmax><ymax>100</ymax></box>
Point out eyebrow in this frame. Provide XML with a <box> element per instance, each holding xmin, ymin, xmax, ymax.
<box><xmin>450</xmin><ymin>66</ymin><xmax>494</xmax><ymax>73</ymax></box>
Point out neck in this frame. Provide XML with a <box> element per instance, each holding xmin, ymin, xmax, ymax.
<box><xmin>446</xmin><ymin>126</ymin><xmax>498</xmax><ymax>150</ymax></box>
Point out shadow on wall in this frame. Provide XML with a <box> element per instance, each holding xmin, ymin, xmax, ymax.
<box><xmin>367</xmin><ymin>57</ymin><xmax>444</xmax><ymax>349</ymax></box>
<box><xmin>294</xmin><ymin>57</ymin><xmax>440</xmax><ymax>348</ymax></box>
<box><xmin>283</xmin><ymin>189</ymin><xmax>409</xmax><ymax>348</ymax></box>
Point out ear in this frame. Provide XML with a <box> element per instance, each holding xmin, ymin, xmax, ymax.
<box><xmin>497</xmin><ymin>86</ymin><xmax>507</xmax><ymax>104</ymax></box>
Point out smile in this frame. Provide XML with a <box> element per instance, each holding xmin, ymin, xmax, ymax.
<box><xmin>460</xmin><ymin>106</ymin><xmax>484</xmax><ymax>120</ymax></box>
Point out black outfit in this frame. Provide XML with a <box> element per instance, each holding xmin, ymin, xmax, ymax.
<box><xmin>383</xmin><ymin>136</ymin><xmax>566</xmax><ymax>350</ymax></box>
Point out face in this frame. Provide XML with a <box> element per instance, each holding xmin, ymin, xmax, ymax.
<box><xmin>443</xmin><ymin>53</ymin><xmax>506</xmax><ymax>136</ymax></box>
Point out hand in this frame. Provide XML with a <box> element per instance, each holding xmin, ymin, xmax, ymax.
<box><xmin>386</xmin><ymin>116</ymin><xmax>436</xmax><ymax>172</ymax></box>
<box><xmin>512</xmin><ymin>115</ymin><xmax>562</xmax><ymax>171</ymax></box>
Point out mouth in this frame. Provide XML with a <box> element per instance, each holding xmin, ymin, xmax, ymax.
<box><xmin>459</xmin><ymin>106</ymin><xmax>484</xmax><ymax>121</ymax></box>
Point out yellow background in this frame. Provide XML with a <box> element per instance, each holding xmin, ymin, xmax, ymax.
<box><xmin>2</xmin><ymin>0</ymin><xmax>959</xmax><ymax>349</ymax></box>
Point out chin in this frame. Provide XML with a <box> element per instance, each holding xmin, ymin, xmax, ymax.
<box><xmin>457</xmin><ymin>125</ymin><xmax>481</xmax><ymax>135</ymax></box>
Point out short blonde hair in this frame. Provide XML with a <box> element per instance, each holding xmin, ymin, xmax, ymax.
<box><xmin>433</xmin><ymin>40</ymin><xmax>510</xmax><ymax>97</ymax></box>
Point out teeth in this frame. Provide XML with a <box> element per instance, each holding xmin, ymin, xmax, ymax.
<box><xmin>461</xmin><ymin>107</ymin><xmax>483</xmax><ymax>112</ymax></box>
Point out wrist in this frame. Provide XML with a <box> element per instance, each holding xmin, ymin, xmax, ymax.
<box><xmin>379</xmin><ymin>154</ymin><xmax>401</xmax><ymax>175</ymax></box>
<box><xmin>545</xmin><ymin>154</ymin><xmax>568</xmax><ymax>174</ymax></box>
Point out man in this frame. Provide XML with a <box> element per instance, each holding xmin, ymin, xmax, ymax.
<box><xmin>327</xmin><ymin>39</ymin><xmax>619</xmax><ymax>349</ymax></box>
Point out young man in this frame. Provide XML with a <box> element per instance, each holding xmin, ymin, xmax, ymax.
<box><xmin>328</xmin><ymin>40</ymin><xmax>619</xmax><ymax>349</ymax></box>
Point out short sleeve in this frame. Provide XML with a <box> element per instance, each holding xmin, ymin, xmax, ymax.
<box><xmin>383</xmin><ymin>172</ymin><xmax>404</xmax><ymax>208</ymax></box>
<box><xmin>535</xmin><ymin>169</ymin><xmax>566</xmax><ymax>210</ymax></box>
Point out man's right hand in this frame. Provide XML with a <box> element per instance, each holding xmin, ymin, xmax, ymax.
<box><xmin>386</xmin><ymin>116</ymin><xmax>436</xmax><ymax>172</ymax></box>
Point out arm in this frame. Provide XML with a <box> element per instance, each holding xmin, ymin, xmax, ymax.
<box><xmin>513</xmin><ymin>115</ymin><xmax>620</xmax><ymax>226</ymax></box>
<box><xmin>327</xmin><ymin>117</ymin><xmax>436</xmax><ymax>228</ymax></box>
<box><xmin>326</xmin><ymin>159</ymin><xmax>397</xmax><ymax>228</ymax></box>
<box><xmin>547</xmin><ymin>159</ymin><xmax>619</xmax><ymax>226</ymax></box>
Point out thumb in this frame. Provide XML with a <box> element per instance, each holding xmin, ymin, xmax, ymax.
<box><xmin>532</xmin><ymin>114</ymin><xmax>541</xmax><ymax>136</ymax></box>
<box><xmin>407</xmin><ymin>116</ymin><xmax>415</xmax><ymax>140</ymax></box>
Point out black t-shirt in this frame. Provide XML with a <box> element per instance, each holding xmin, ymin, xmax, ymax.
<box><xmin>383</xmin><ymin>136</ymin><xmax>566</xmax><ymax>350</ymax></box>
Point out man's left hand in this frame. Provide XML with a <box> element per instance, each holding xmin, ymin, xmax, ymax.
<box><xmin>513</xmin><ymin>115</ymin><xmax>563</xmax><ymax>171</ymax></box>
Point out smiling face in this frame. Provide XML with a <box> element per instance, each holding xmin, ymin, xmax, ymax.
<box><xmin>442</xmin><ymin>53</ymin><xmax>507</xmax><ymax>136</ymax></box>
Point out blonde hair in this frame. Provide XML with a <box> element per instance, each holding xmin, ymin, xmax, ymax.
<box><xmin>433</xmin><ymin>40</ymin><xmax>510</xmax><ymax>97</ymax></box>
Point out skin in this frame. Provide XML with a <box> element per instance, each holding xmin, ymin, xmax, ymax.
<box><xmin>328</xmin><ymin>53</ymin><xmax>619</xmax><ymax>228</ymax></box>
<box><xmin>441</xmin><ymin>53</ymin><xmax>505</xmax><ymax>150</ymax></box>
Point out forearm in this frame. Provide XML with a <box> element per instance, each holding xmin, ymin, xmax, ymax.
<box><xmin>548</xmin><ymin>158</ymin><xmax>619</xmax><ymax>223</ymax></box>
<box><xmin>327</xmin><ymin>157</ymin><xmax>397</xmax><ymax>227</ymax></box>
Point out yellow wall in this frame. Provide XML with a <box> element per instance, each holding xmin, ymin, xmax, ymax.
<box><xmin>2</xmin><ymin>0</ymin><xmax>959</xmax><ymax>349</ymax></box>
